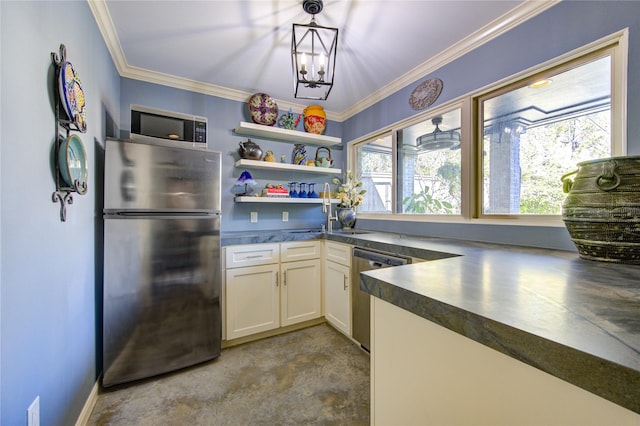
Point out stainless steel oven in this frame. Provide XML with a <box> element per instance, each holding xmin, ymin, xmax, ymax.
<box><xmin>352</xmin><ymin>247</ymin><xmax>410</xmax><ymax>351</ymax></box>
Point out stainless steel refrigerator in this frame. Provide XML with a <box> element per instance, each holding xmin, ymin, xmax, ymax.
<box><xmin>102</xmin><ymin>138</ymin><xmax>222</xmax><ymax>387</ymax></box>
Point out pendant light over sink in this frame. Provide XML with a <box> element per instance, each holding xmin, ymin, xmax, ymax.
<box><xmin>291</xmin><ymin>0</ymin><xmax>338</xmax><ymax>100</ymax></box>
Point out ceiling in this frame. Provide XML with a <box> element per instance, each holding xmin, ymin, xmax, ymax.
<box><xmin>91</xmin><ymin>1</ymin><xmax>558</xmax><ymax>121</ymax></box>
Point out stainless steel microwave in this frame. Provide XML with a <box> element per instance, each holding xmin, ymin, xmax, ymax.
<box><xmin>130</xmin><ymin>105</ymin><xmax>207</xmax><ymax>147</ymax></box>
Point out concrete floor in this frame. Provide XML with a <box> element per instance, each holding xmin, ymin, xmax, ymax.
<box><xmin>88</xmin><ymin>323</ymin><xmax>370</xmax><ymax>425</ymax></box>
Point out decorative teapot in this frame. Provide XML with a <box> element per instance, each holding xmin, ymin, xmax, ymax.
<box><xmin>238</xmin><ymin>139</ymin><xmax>263</xmax><ymax>160</ymax></box>
<box><xmin>315</xmin><ymin>147</ymin><xmax>333</xmax><ymax>167</ymax></box>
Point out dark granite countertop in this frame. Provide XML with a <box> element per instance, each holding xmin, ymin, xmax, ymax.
<box><xmin>221</xmin><ymin>229</ymin><xmax>640</xmax><ymax>414</ymax></box>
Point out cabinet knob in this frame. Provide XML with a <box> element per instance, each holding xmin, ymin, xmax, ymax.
<box><xmin>344</xmin><ymin>275</ymin><xmax>348</xmax><ymax>290</ymax></box>
<box><xmin>275</xmin><ymin>271</ymin><xmax>279</xmax><ymax>287</ymax></box>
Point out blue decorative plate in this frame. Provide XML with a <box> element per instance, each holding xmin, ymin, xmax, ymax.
<box><xmin>58</xmin><ymin>61</ymin><xmax>87</xmax><ymax>132</ymax></box>
<box><xmin>58</xmin><ymin>134</ymin><xmax>88</xmax><ymax>190</ymax></box>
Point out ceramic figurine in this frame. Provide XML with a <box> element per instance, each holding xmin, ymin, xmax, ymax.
<box><xmin>278</xmin><ymin>107</ymin><xmax>301</xmax><ymax>130</ymax></box>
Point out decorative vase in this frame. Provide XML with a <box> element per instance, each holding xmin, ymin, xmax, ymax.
<box><xmin>303</xmin><ymin>105</ymin><xmax>326</xmax><ymax>135</ymax></box>
<box><xmin>292</xmin><ymin>144</ymin><xmax>307</xmax><ymax>165</ymax></box>
<box><xmin>337</xmin><ymin>207</ymin><xmax>357</xmax><ymax>229</ymax></box>
<box><xmin>561</xmin><ymin>155</ymin><xmax>640</xmax><ymax>263</ymax></box>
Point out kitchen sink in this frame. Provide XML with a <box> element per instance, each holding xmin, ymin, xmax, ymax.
<box><xmin>331</xmin><ymin>229</ymin><xmax>370</xmax><ymax>235</ymax></box>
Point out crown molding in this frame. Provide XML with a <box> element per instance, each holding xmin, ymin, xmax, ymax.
<box><xmin>88</xmin><ymin>0</ymin><xmax>559</xmax><ymax>123</ymax></box>
<box><xmin>87</xmin><ymin>0</ymin><xmax>127</xmax><ymax>73</ymax></box>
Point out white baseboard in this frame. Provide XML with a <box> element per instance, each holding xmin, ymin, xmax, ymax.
<box><xmin>75</xmin><ymin>380</ymin><xmax>99</xmax><ymax>426</ymax></box>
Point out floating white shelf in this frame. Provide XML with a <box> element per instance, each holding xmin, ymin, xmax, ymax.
<box><xmin>235</xmin><ymin>159</ymin><xmax>341</xmax><ymax>174</ymax></box>
<box><xmin>234</xmin><ymin>121</ymin><xmax>341</xmax><ymax>147</ymax></box>
<box><xmin>235</xmin><ymin>196</ymin><xmax>340</xmax><ymax>204</ymax></box>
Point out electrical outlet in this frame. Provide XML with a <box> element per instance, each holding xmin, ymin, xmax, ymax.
<box><xmin>250</xmin><ymin>211</ymin><xmax>258</xmax><ymax>223</ymax></box>
<box><xmin>27</xmin><ymin>396</ymin><xmax>40</xmax><ymax>426</ymax></box>
<box><xmin>282</xmin><ymin>211</ymin><xmax>289</xmax><ymax>222</ymax></box>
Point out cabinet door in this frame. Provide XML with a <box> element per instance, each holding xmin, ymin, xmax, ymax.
<box><xmin>325</xmin><ymin>240</ymin><xmax>352</xmax><ymax>266</ymax></box>
<box><xmin>281</xmin><ymin>259</ymin><xmax>322</xmax><ymax>327</ymax></box>
<box><xmin>324</xmin><ymin>260</ymin><xmax>351</xmax><ymax>335</ymax></box>
<box><xmin>226</xmin><ymin>264</ymin><xmax>279</xmax><ymax>340</ymax></box>
<box><xmin>281</xmin><ymin>240</ymin><xmax>321</xmax><ymax>262</ymax></box>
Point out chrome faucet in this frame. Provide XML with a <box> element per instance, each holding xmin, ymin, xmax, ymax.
<box><xmin>322</xmin><ymin>182</ymin><xmax>338</xmax><ymax>232</ymax></box>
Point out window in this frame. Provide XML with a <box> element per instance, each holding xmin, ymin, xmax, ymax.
<box><xmin>350</xmin><ymin>31</ymin><xmax>626</xmax><ymax>223</ymax></box>
<box><xmin>397</xmin><ymin>108</ymin><xmax>462</xmax><ymax>215</ymax></box>
<box><xmin>478</xmin><ymin>52</ymin><xmax>612</xmax><ymax>216</ymax></box>
<box><xmin>355</xmin><ymin>134</ymin><xmax>393</xmax><ymax>213</ymax></box>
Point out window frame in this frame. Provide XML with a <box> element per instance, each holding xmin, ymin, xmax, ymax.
<box><xmin>348</xmin><ymin>29</ymin><xmax>628</xmax><ymax>226</ymax></box>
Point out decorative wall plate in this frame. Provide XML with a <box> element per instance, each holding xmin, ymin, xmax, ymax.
<box><xmin>58</xmin><ymin>134</ymin><xmax>88</xmax><ymax>190</ymax></box>
<box><xmin>248</xmin><ymin>93</ymin><xmax>278</xmax><ymax>126</ymax></box>
<box><xmin>58</xmin><ymin>61</ymin><xmax>87</xmax><ymax>132</ymax></box>
<box><xmin>409</xmin><ymin>78</ymin><xmax>443</xmax><ymax>110</ymax></box>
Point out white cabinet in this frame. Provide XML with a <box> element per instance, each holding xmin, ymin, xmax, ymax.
<box><xmin>225</xmin><ymin>241</ymin><xmax>322</xmax><ymax>340</ymax></box>
<box><xmin>280</xmin><ymin>240</ymin><xmax>322</xmax><ymax>327</ymax></box>
<box><xmin>371</xmin><ymin>297</ymin><xmax>640</xmax><ymax>425</ymax></box>
<box><xmin>225</xmin><ymin>244</ymin><xmax>280</xmax><ymax>340</ymax></box>
<box><xmin>281</xmin><ymin>259</ymin><xmax>321</xmax><ymax>326</ymax></box>
<box><xmin>226</xmin><ymin>263</ymin><xmax>280</xmax><ymax>339</ymax></box>
<box><xmin>323</xmin><ymin>241</ymin><xmax>352</xmax><ymax>336</ymax></box>
<box><xmin>225</xmin><ymin>243</ymin><xmax>279</xmax><ymax>268</ymax></box>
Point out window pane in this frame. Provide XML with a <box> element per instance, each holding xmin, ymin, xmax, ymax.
<box><xmin>356</xmin><ymin>135</ymin><xmax>393</xmax><ymax>213</ymax></box>
<box><xmin>397</xmin><ymin>109</ymin><xmax>462</xmax><ymax>214</ymax></box>
<box><xmin>481</xmin><ymin>55</ymin><xmax>611</xmax><ymax>215</ymax></box>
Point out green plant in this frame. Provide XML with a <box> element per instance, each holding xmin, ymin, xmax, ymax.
<box><xmin>402</xmin><ymin>186</ymin><xmax>453</xmax><ymax>214</ymax></box>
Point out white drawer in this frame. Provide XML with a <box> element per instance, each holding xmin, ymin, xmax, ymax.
<box><xmin>225</xmin><ymin>243</ymin><xmax>280</xmax><ymax>268</ymax></box>
<box><xmin>280</xmin><ymin>240</ymin><xmax>321</xmax><ymax>262</ymax></box>
<box><xmin>325</xmin><ymin>241</ymin><xmax>352</xmax><ymax>267</ymax></box>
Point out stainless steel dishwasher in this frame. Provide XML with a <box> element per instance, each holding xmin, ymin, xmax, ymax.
<box><xmin>352</xmin><ymin>247</ymin><xmax>410</xmax><ymax>351</ymax></box>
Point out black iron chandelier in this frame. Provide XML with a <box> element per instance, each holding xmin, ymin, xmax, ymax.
<box><xmin>291</xmin><ymin>0</ymin><xmax>338</xmax><ymax>100</ymax></box>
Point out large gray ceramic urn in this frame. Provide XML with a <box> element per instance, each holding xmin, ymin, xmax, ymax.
<box><xmin>562</xmin><ymin>155</ymin><xmax>640</xmax><ymax>263</ymax></box>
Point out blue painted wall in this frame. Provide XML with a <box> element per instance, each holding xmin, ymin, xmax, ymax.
<box><xmin>0</xmin><ymin>2</ymin><xmax>120</xmax><ymax>425</ymax></box>
<box><xmin>344</xmin><ymin>1</ymin><xmax>640</xmax><ymax>249</ymax></box>
<box><xmin>119</xmin><ymin>78</ymin><xmax>345</xmax><ymax>233</ymax></box>
<box><xmin>2</xmin><ymin>1</ymin><xmax>640</xmax><ymax>425</ymax></box>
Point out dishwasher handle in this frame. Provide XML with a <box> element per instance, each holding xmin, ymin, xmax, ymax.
<box><xmin>352</xmin><ymin>247</ymin><xmax>409</xmax><ymax>267</ymax></box>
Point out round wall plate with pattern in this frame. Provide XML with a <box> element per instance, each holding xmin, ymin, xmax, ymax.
<box><xmin>248</xmin><ymin>93</ymin><xmax>279</xmax><ymax>126</ymax></box>
<box><xmin>59</xmin><ymin>61</ymin><xmax>87</xmax><ymax>132</ymax></box>
<box><xmin>409</xmin><ymin>78</ymin><xmax>443</xmax><ymax>111</ymax></box>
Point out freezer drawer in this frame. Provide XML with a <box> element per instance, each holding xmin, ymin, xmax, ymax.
<box><xmin>103</xmin><ymin>215</ymin><xmax>221</xmax><ymax>386</ymax></box>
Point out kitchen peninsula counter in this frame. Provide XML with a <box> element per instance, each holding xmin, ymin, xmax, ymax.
<box><xmin>221</xmin><ymin>229</ymin><xmax>640</xmax><ymax>417</ymax></box>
